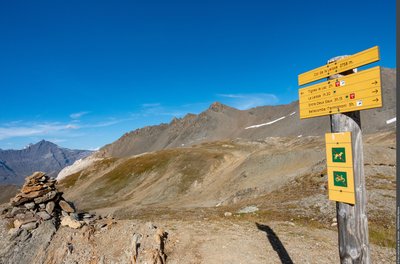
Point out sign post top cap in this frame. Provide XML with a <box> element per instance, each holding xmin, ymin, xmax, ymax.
<box><xmin>327</xmin><ymin>55</ymin><xmax>349</xmax><ymax>64</ymax></box>
<box><xmin>327</xmin><ymin>55</ymin><xmax>358</xmax><ymax>75</ymax></box>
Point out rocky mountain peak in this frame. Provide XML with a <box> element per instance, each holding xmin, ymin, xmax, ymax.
<box><xmin>208</xmin><ymin>102</ymin><xmax>232</xmax><ymax>112</ymax></box>
<box><xmin>0</xmin><ymin>141</ymin><xmax>92</xmax><ymax>185</ymax></box>
<box><xmin>170</xmin><ymin>117</ymin><xmax>181</xmax><ymax>125</ymax></box>
<box><xmin>25</xmin><ymin>140</ymin><xmax>57</xmax><ymax>151</ymax></box>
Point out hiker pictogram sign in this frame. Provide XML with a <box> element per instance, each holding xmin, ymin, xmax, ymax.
<box><xmin>325</xmin><ymin>132</ymin><xmax>355</xmax><ymax>204</ymax></box>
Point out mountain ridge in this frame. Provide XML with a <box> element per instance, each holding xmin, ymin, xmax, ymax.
<box><xmin>96</xmin><ymin>67</ymin><xmax>396</xmax><ymax>158</ymax></box>
<box><xmin>0</xmin><ymin>140</ymin><xmax>92</xmax><ymax>185</ymax></box>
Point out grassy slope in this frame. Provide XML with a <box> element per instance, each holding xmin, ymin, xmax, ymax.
<box><xmin>58</xmin><ymin>132</ymin><xmax>396</xmax><ymax>248</ymax></box>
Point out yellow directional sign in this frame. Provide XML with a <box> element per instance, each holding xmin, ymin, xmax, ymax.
<box><xmin>325</xmin><ymin>132</ymin><xmax>355</xmax><ymax>204</ymax></box>
<box><xmin>298</xmin><ymin>46</ymin><xmax>380</xmax><ymax>86</ymax></box>
<box><xmin>299</xmin><ymin>66</ymin><xmax>382</xmax><ymax>119</ymax></box>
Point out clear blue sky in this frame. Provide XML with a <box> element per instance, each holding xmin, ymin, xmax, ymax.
<box><xmin>0</xmin><ymin>0</ymin><xmax>396</xmax><ymax>150</ymax></box>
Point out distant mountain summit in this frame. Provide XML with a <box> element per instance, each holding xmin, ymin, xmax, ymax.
<box><xmin>97</xmin><ymin>68</ymin><xmax>396</xmax><ymax>158</ymax></box>
<box><xmin>0</xmin><ymin>140</ymin><xmax>91</xmax><ymax>185</ymax></box>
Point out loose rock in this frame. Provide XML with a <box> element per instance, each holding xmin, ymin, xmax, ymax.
<box><xmin>34</xmin><ymin>191</ymin><xmax>57</xmax><ymax>204</ymax></box>
<box><xmin>61</xmin><ymin>215</ymin><xmax>82</xmax><ymax>229</ymax></box>
<box><xmin>14</xmin><ymin>215</ymin><xmax>38</xmax><ymax>229</ymax></box>
<box><xmin>24</xmin><ymin>202</ymin><xmax>35</xmax><ymax>210</ymax></box>
<box><xmin>224</xmin><ymin>212</ymin><xmax>232</xmax><ymax>217</ymax></box>
<box><xmin>237</xmin><ymin>205</ymin><xmax>259</xmax><ymax>214</ymax></box>
<box><xmin>46</xmin><ymin>201</ymin><xmax>55</xmax><ymax>215</ymax></box>
<box><xmin>21</xmin><ymin>222</ymin><xmax>38</xmax><ymax>231</ymax></box>
<box><xmin>11</xmin><ymin>207</ymin><xmax>26</xmax><ymax>216</ymax></box>
<box><xmin>37</xmin><ymin>211</ymin><xmax>51</xmax><ymax>221</ymax></box>
<box><xmin>59</xmin><ymin>200</ymin><xmax>75</xmax><ymax>213</ymax></box>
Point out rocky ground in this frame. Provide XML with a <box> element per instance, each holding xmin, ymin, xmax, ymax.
<box><xmin>0</xmin><ymin>215</ymin><xmax>395</xmax><ymax>263</ymax></box>
<box><xmin>0</xmin><ymin>131</ymin><xmax>395</xmax><ymax>263</ymax></box>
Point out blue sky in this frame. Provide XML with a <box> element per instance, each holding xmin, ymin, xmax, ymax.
<box><xmin>0</xmin><ymin>0</ymin><xmax>396</xmax><ymax>150</ymax></box>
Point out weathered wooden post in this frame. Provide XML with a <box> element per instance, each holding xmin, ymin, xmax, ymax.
<box><xmin>327</xmin><ymin>56</ymin><xmax>370</xmax><ymax>263</ymax></box>
<box><xmin>297</xmin><ymin>46</ymin><xmax>381</xmax><ymax>264</ymax></box>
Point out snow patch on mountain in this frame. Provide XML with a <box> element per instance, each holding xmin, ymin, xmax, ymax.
<box><xmin>386</xmin><ymin>117</ymin><xmax>396</xmax><ymax>124</ymax></box>
<box><xmin>245</xmin><ymin>116</ymin><xmax>286</xmax><ymax>129</ymax></box>
<box><xmin>57</xmin><ymin>155</ymin><xmax>101</xmax><ymax>180</ymax></box>
<box><xmin>245</xmin><ymin>112</ymin><xmax>296</xmax><ymax>130</ymax></box>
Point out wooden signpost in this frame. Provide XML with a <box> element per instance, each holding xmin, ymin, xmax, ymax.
<box><xmin>298</xmin><ymin>46</ymin><xmax>382</xmax><ymax>264</ymax></box>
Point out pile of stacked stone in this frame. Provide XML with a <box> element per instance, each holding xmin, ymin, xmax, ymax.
<box><xmin>2</xmin><ymin>171</ymin><xmax>90</xmax><ymax>232</ymax></box>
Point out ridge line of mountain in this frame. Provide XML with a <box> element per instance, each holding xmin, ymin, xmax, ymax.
<box><xmin>95</xmin><ymin>68</ymin><xmax>395</xmax><ymax>159</ymax></box>
<box><xmin>0</xmin><ymin>140</ymin><xmax>92</xmax><ymax>185</ymax></box>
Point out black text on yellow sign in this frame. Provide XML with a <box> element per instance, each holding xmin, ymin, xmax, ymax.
<box><xmin>299</xmin><ymin>66</ymin><xmax>382</xmax><ymax>119</ymax></box>
<box><xmin>298</xmin><ymin>46</ymin><xmax>380</xmax><ymax>86</ymax></box>
<box><xmin>325</xmin><ymin>132</ymin><xmax>355</xmax><ymax>204</ymax></box>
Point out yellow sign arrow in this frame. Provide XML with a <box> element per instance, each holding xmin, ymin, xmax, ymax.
<box><xmin>299</xmin><ymin>66</ymin><xmax>382</xmax><ymax>119</ymax></box>
<box><xmin>300</xmin><ymin>95</ymin><xmax>382</xmax><ymax>119</ymax></box>
<box><xmin>298</xmin><ymin>46</ymin><xmax>380</xmax><ymax>86</ymax></box>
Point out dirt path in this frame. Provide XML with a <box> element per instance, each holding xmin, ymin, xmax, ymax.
<box><xmin>162</xmin><ymin>219</ymin><xmax>394</xmax><ymax>264</ymax></box>
<box><xmin>2</xmin><ymin>216</ymin><xmax>393</xmax><ymax>264</ymax></box>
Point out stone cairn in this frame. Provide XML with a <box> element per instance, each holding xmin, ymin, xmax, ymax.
<box><xmin>2</xmin><ymin>171</ymin><xmax>93</xmax><ymax>232</ymax></box>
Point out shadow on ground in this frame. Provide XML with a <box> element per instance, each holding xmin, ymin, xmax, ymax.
<box><xmin>256</xmin><ymin>222</ymin><xmax>294</xmax><ymax>264</ymax></box>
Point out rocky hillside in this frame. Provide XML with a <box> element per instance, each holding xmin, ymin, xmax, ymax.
<box><xmin>0</xmin><ymin>140</ymin><xmax>91</xmax><ymax>185</ymax></box>
<box><xmin>1</xmin><ymin>132</ymin><xmax>395</xmax><ymax>263</ymax></box>
<box><xmin>97</xmin><ymin>67</ymin><xmax>396</xmax><ymax>158</ymax></box>
<box><xmin>57</xmin><ymin>131</ymin><xmax>394</xmax><ymax>219</ymax></box>
<box><xmin>57</xmin><ymin>131</ymin><xmax>396</xmax><ymax>250</ymax></box>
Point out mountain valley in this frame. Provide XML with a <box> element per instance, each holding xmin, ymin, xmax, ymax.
<box><xmin>0</xmin><ymin>67</ymin><xmax>396</xmax><ymax>263</ymax></box>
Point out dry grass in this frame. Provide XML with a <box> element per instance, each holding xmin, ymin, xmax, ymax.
<box><xmin>58</xmin><ymin>158</ymin><xmax>117</xmax><ymax>190</ymax></box>
<box><xmin>366</xmin><ymin>174</ymin><xmax>396</xmax><ymax>190</ymax></box>
<box><xmin>58</xmin><ymin>138</ymin><xmax>395</xmax><ymax>250</ymax></box>
<box><xmin>92</xmin><ymin>153</ymin><xmax>170</xmax><ymax>198</ymax></box>
<box><xmin>58</xmin><ymin>171</ymin><xmax>81</xmax><ymax>189</ymax></box>
<box><xmin>369</xmin><ymin>223</ymin><xmax>396</xmax><ymax>248</ymax></box>
<box><xmin>70</xmin><ymin>148</ymin><xmax>226</xmax><ymax>210</ymax></box>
